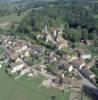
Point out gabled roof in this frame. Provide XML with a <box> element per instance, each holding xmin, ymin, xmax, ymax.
<box><xmin>71</xmin><ymin>80</ymin><xmax>82</xmax><ymax>88</ymax></box>
<box><xmin>30</xmin><ymin>45</ymin><xmax>45</xmax><ymax>53</ymax></box>
<box><xmin>10</xmin><ymin>61</ymin><xmax>24</xmax><ymax>68</ymax></box>
<box><xmin>60</xmin><ymin>61</ymin><xmax>72</xmax><ymax>70</ymax></box>
<box><xmin>71</xmin><ymin>59</ymin><xmax>85</xmax><ymax>66</ymax></box>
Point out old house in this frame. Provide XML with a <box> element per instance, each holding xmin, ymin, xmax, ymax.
<box><xmin>85</xmin><ymin>60</ymin><xmax>95</xmax><ymax>69</ymax></box>
<box><xmin>20</xmin><ymin>67</ymin><xmax>31</xmax><ymax>75</ymax></box>
<box><xmin>53</xmin><ymin>76</ymin><xmax>72</xmax><ymax>87</ymax></box>
<box><xmin>52</xmin><ymin>77</ymin><xmax>62</xmax><ymax>86</ymax></box>
<box><xmin>82</xmin><ymin>39</ymin><xmax>93</xmax><ymax>46</ymax></box>
<box><xmin>6</xmin><ymin>49</ymin><xmax>18</xmax><ymax>60</ymax></box>
<box><xmin>55</xmin><ymin>70</ymin><xmax>65</xmax><ymax>78</ymax></box>
<box><xmin>36</xmin><ymin>34</ymin><xmax>43</xmax><ymax>40</ymax></box>
<box><xmin>35</xmin><ymin>64</ymin><xmax>47</xmax><ymax>74</ymax></box>
<box><xmin>14</xmin><ymin>45</ymin><xmax>28</xmax><ymax>53</ymax></box>
<box><xmin>71</xmin><ymin>59</ymin><xmax>86</xmax><ymax>70</ymax></box>
<box><xmin>13</xmin><ymin>40</ymin><xmax>28</xmax><ymax>53</ymax></box>
<box><xmin>59</xmin><ymin>61</ymin><xmax>73</xmax><ymax>72</ymax></box>
<box><xmin>63</xmin><ymin>77</ymin><xmax>72</xmax><ymax>86</ymax></box>
<box><xmin>71</xmin><ymin>80</ymin><xmax>82</xmax><ymax>89</ymax></box>
<box><xmin>47</xmin><ymin>53</ymin><xmax>60</xmax><ymax>64</ymax></box>
<box><xmin>76</xmin><ymin>49</ymin><xmax>92</xmax><ymax>59</ymax></box>
<box><xmin>62</xmin><ymin>54</ymin><xmax>70</xmax><ymax>61</ymax></box>
<box><xmin>46</xmin><ymin>34</ymin><xmax>53</xmax><ymax>43</ymax></box>
<box><xmin>19</xmin><ymin>49</ymin><xmax>30</xmax><ymax>58</ymax></box>
<box><xmin>10</xmin><ymin>61</ymin><xmax>25</xmax><ymax>73</ymax></box>
<box><xmin>30</xmin><ymin>45</ymin><xmax>45</xmax><ymax>56</ymax></box>
<box><xmin>55</xmin><ymin>35</ymin><xmax>68</xmax><ymax>50</ymax></box>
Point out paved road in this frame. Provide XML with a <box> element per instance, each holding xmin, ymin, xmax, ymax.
<box><xmin>76</xmin><ymin>70</ymin><xmax>97</xmax><ymax>89</ymax></box>
<box><xmin>76</xmin><ymin>69</ymin><xmax>98</xmax><ymax>100</ymax></box>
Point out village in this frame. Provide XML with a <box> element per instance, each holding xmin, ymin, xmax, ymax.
<box><xmin>0</xmin><ymin>27</ymin><xmax>97</xmax><ymax>100</ymax></box>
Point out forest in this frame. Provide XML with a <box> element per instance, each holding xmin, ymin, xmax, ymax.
<box><xmin>17</xmin><ymin>0</ymin><xmax>98</xmax><ymax>44</ymax></box>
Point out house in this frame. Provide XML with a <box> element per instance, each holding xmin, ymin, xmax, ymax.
<box><xmin>46</xmin><ymin>34</ymin><xmax>53</xmax><ymax>43</ymax></box>
<box><xmin>51</xmin><ymin>27</ymin><xmax>63</xmax><ymax>41</ymax></box>
<box><xmin>81</xmin><ymin>54</ymin><xmax>91</xmax><ymax>60</ymax></box>
<box><xmin>71</xmin><ymin>59</ymin><xmax>86</xmax><ymax>70</ymax></box>
<box><xmin>56</xmin><ymin>36</ymin><xmax>68</xmax><ymax>50</ymax></box>
<box><xmin>42</xmin><ymin>25</ymin><xmax>48</xmax><ymax>34</ymax></box>
<box><xmin>51</xmin><ymin>29</ymin><xmax>59</xmax><ymax>41</ymax></box>
<box><xmin>76</xmin><ymin>49</ymin><xmax>92</xmax><ymax>59</ymax></box>
<box><xmin>85</xmin><ymin>60</ymin><xmax>95</xmax><ymax>69</ymax></box>
<box><xmin>71</xmin><ymin>80</ymin><xmax>82</xmax><ymax>89</ymax></box>
<box><xmin>2</xmin><ymin>35</ymin><xmax>15</xmax><ymax>48</ymax></box>
<box><xmin>52</xmin><ymin>70</ymin><xmax>65</xmax><ymax>86</ymax></box>
<box><xmin>83</xmin><ymin>39</ymin><xmax>93</xmax><ymax>46</ymax></box>
<box><xmin>47</xmin><ymin>53</ymin><xmax>60</xmax><ymax>64</ymax></box>
<box><xmin>55</xmin><ymin>70</ymin><xmax>65</xmax><ymax>78</ymax></box>
<box><xmin>62</xmin><ymin>54</ymin><xmax>70</xmax><ymax>61</ymax></box>
<box><xmin>10</xmin><ymin>61</ymin><xmax>25</xmax><ymax>73</ymax></box>
<box><xmin>63</xmin><ymin>77</ymin><xmax>72</xmax><ymax>86</ymax></box>
<box><xmin>53</xmin><ymin>76</ymin><xmax>72</xmax><ymax>87</ymax></box>
<box><xmin>42</xmin><ymin>33</ymin><xmax>53</xmax><ymax>43</ymax></box>
<box><xmin>6</xmin><ymin>49</ymin><xmax>18</xmax><ymax>60</ymax></box>
<box><xmin>59</xmin><ymin>61</ymin><xmax>73</xmax><ymax>72</ymax></box>
<box><xmin>13</xmin><ymin>40</ymin><xmax>28</xmax><ymax>53</ymax></box>
<box><xmin>20</xmin><ymin>49</ymin><xmax>30</xmax><ymax>58</ymax></box>
<box><xmin>14</xmin><ymin>45</ymin><xmax>28</xmax><ymax>53</ymax></box>
<box><xmin>80</xmin><ymin>68</ymin><xmax>95</xmax><ymax>80</ymax></box>
<box><xmin>36</xmin><ymin>34</ymin><xmax>43</xmax><ymax>40</ymax></box>
<box><xmin>35</xmin><ymin>64</ymin><xmax>46</xmax><ymax>73</ymax></box>
<box><xmin>52</xmin><ymin>77</ymin><xmax>62</xmax><ymax>85</ymax></box>
<box><xmin>30</xmin><ymin>45</ymin><xmax>45</xmax><ymax>56</ymax></box>
<box><xmin>15</xmin><ymin>57</ymin><xmax>23</xmax><ymax>62</ymax></box>
<box><xmin>20</xmin><ymin>67</ymin><xmax>31</xmax><ymax>75</ymax></box>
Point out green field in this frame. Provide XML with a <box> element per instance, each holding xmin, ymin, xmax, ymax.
<box><xmin>93</xmin><ymin>14</ymin><xmax>98</xmax><ymax>19</ymax></box>
<box><xmin>0</xmin><ymin>67</ymin><xmax>69</xmax><ymax>100</ymax></box>
<box><xmin>0</xmin><ymin>46</ymin><xmax>5</xmax><ymax>55</ymax></box>
<box><xmin>0</xmin><ymin>10</ymin><xmax>30</xmax><ymax>23</ymax></box>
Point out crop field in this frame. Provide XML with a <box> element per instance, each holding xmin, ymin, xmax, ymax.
<box><xmin>0</xmin><ymin>67</ymin><xmax>70</xmax><ymax>100</ymax></box>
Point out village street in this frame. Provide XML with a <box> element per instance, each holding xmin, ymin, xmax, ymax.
<box><xmin>69</xmin><ymin>69</ymin><xmax>98</xmax><ymax>100</ymax></box>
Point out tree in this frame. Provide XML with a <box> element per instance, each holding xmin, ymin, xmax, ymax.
<box><xmin>94</xmin><ymin>39</ymin><xmax>98</xmax><ymax>47</ymax></box>
<box><xmin>81</xmin><ymin>28</ymin><xmax>88</xmax><ymax>40</ymax></box>
<box><xmin>88</xmin><ymin>31</ymin><xmax>97</xmax><ymax>40</ymax></box>
<box><xmin>51</xmin><ymin>95</ymin><xmax>56</xmax><ymax>100</ymax></box>
<box><xmin>63</xmin><ymin>22</ymin><xmax>70</xmax><ymax>39</ymax></box>
<box><xmin>46</xmin><ymin>63</ymin><xmax>59</xmax><ymax>75</ymax></box>
<box><xmin>0</xmin><ymin>28</ymin><xmax>2</xmax><ymax>34</ymax></box>
<box><xmin>17</xmin><ymin>9</ymin><xmax>21</xmax><ymax>16</ymax></box>
<box><xmin>70</xmin><ymin>28</ymin><xmax>81</xmax><ymax>42</ymax></box>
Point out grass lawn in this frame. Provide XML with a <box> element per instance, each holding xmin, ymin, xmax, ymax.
<box><xmin>0</xmin><ymin>68</ymin><xmax>70</xmax><ymax>100</ymax></box>
<box><xmin>93</xmin><ymin>15</ymin><xmax>98</xmax><ymax>19</ymax></box>
<box><xmin>0</xmin><ymin>46</ymin><xmax>5</xmax><ymax>54</ymax></box>
<box><xmin>0</xmin><ymin>10</ymin><xmax>30</xmax><ymax>23</ymax></box>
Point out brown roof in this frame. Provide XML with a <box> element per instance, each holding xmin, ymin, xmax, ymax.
<box><xmin>86</xmin><ymin>60</ymin><xmax>95</xmax><ymax>69</ymax></box>
<box><xmin>60</xmin><ymin>61</ymin><xmax>72</xmax><ymax>70</ymax></box>
<box><xmin>71</xmin><ymin>59</ymin><xmax>85</xmax><ymax>66</ymax></box>
<box><xmin>53</xmin><ymin>77</ymin><xmax>61</xmax><ymax>84</ymax></box>
<box><xmin>71</xmin><ymin>80</ymin><xmax>82</xmax><ymax>88</ymax></box>
<box><xmin>63</xmin><ymin>77</ymin><xmax>72</xmax><ymax>85</ymax></box>
<box><xmin>10</xmin><ymin>61</ymin><xmax>24</xmax><ymax>68</ymax></box>
<box><xmin>6</xmin><ymin>49</ymin><xmax>18</xmax><ymax>59</ymax></box>
<box><xmin>62</xmin><ymin>54</ymin><xmax>69</xmax><ymax>61</ymax></box>
<box><xmin>55</xmin><ymin>70</ymin><xmax>64</xmax><ymax>77</ymax></box>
